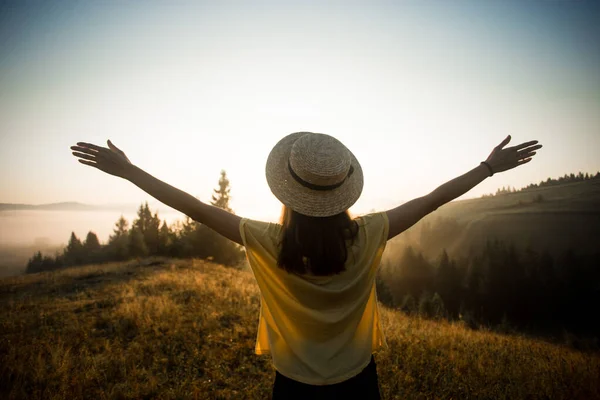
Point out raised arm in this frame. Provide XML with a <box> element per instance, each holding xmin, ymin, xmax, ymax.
<box><xmin>385</xmin><ymin>135</ymin><xmax>542</xmax><ymax>240</ymax></box>
<box><xmin>70</xmin><ymin>140</ymin><xmax>243</xmax><ymax>245</ymax></box>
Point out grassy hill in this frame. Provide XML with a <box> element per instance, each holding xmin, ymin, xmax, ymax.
<box><xmin>389</xmin><ymin>178</ymin><xmax>600</xmax><ymax>260</ymax></box>
<box><xmin>1</xmin><ymin>259</ymin><xmax>599</xmax><ymax>399</ymax></box>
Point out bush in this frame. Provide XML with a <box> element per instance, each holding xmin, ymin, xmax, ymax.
<box><xmin>26</xmin><ymin>251</ymin><xmax>61</xmax><ymax>273</ymax></box>
<box><xmin>375</xmin><ymin>273</ymin><xmax>394</xmax><ymax>307</ymax></box>
<box><xmin>431</xmin><ymin>293</ymin><xmax>447</xmax><ymax>320</ymax></box>
<box><xmin>459</xmin><ymin>310</ymin><xmax>479</xmax><ymax>330</ymax></box>
<box><xmin>400</xmin><ymin>294</ymin><xmax>417</xmax><ymax>315</ymax></box>
<box><xmin>418</xmin><ymin>292</ymin><xmax>434</xmax><ymax>318</ymax></box>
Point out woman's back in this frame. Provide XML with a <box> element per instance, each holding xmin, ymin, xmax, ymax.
<box><xmin>240</xmin><ymin>211</ymin><xmax>389</xmax><ymax>385</ymax></box>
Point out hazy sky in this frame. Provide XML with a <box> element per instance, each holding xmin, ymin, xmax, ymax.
<box><xmin>1</xmin><ymin>1</ymin><xmax>599</xmax><ymax>222</ymax></box>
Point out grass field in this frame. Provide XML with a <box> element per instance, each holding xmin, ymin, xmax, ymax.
<box><xmin>1</xmin><ymin>258</ymin><xmax>599</xmax><ymax>399</ymax></box>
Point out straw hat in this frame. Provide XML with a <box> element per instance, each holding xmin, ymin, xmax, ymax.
<box><xmin>266</xmin><ymin>132</ymin><xmax>364</xmax><ymax>217</ymax></box>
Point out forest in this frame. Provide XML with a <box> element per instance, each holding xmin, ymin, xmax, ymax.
<box><xmin>25</xmin><ymin>170</ymin><xmax>245</xmax><ymax>273</ymax></box>
<box><xmin>481</xmin><ymin>170</ymin><xmax>600</xmax><ymax>197</ymax></box>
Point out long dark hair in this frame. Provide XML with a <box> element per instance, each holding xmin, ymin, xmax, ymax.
<box><xmin>277</xmin><ymin>206</ymin><xmax>359</xmax><ymax>276</ymax></box>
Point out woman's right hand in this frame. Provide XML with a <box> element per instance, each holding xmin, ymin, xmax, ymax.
<box><xmin>70</xmin><ymin>140</ymin><xmax>134</xmax><ymax>179</ymax></box>
<box><xmin>485</xmin><ymin>135</ymin><xmax>542</xmax><ymax>175</ymax></box>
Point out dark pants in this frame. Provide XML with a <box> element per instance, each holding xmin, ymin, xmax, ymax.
<box><xmin>272</xmin><ymin>356</ymin><xmax>381</xmax><ymax>399</ymax></box>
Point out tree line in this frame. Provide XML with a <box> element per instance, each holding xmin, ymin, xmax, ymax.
<box><xmin>481</xmin><ymin>170</ymin><xmax>600</xmax><ymax>198</ymax></box>
<box><xmin>377</xmin><ymin>241</ymin><xmax>600</xmax><ymax>341</ymax></box>
<box><xmin>26</xmin><ymin>170</ymin><xmax>244</xmax><ymax>273</ymax></box>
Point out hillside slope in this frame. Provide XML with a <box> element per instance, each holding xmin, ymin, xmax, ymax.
<box><xmin>392</xmin><ymin>178</ymin><xmax>600</xmax><ymax>259</ymax></box>
<box><xmin>1</xmin><ymin>259</ymin><xmax>599</xmax><ymax>399</ymax></box>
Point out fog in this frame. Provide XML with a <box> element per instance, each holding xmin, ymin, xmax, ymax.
<box><xmin>0</xmin><ymin>209</ymin><xmax>185</xmax><ymax>247</ymax></box>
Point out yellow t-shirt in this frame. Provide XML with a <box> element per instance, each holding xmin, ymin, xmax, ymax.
<box><xmin>239</xmin><ymin>212</ymin><xmax>389</xmax><ymax>385</ymax></box>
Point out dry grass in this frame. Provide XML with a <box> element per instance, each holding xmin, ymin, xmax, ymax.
<box><xmin>1</xmin><ymin>259</ymin><xmax>599</xmax><ymax>399</ymax></box>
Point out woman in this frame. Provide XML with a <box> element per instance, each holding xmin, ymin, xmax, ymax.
<box><xmin>71</xmin><ymin>132</ymin><xmax>541</xmax><ymax>398</ymax></box>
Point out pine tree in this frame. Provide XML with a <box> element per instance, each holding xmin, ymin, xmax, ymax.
<box><xmin>375</xmin><ymin>271</ymin><xmax>394</xmax><ymax>307</ymax></box>
<box><xmin>26</xmin><ymin>251</ymin><xmax>44</xmax><ymax>273</ymax></box>
<box><xmin>211</xmin><ymin>170</ymin><xmax>233</xmax><ymax>212</ymax></box>
<box><xmin>26</xmin><ymin>251</ymin><xmax>59</xmax><ymax>273</ymax></box>
<box><xmin>431</xmin><ymin>293</ymin><xmax>447</xmax><ymax>320</ymax></box>
<box><xmin>107</xmin><ymin>215</ymin><xmax>130</xmax><ymax>261</ymax></box>
<box><xmin>63</xmin><ymin>232</ymin><xmax>85</xmax><ymax>266</ymax></box>
<box><xmin>83</xmin><ymin>231</ymin><xmax>102</xmax><ymax>264</ymax></box>
<box><xmin>400</xmin><ymin>294</ymin><xmax>417</xmax><ymax>315</ymax></box>
<box><xmin>129</xmin><ymin>226</ymin><xmax>149</xmax><ymax>258</ymax></box>
<box><xmin>396</xmin><ymin>246</ymin><xmax>435</xmax><ymax>300</ymax></box>
<box><xmin>177</xmin><ymin>216</ymin><xmax>199</xmax><ymax>258</ymax></box>
<box><xmin>434</xmin><ymin>250</ymin><xmax>462</xmax><ymax>318</ymax></box>
<box><xmin>157</xmin><ymin>220</ymin><xmax>172</xmax><ymax>256</ymax></box>
<box><xmin>132</xmin><ymin>202</ymin><xmax>160</xmax><ymax>255</ymax></box>
<box><xmin>197</xmin><ymin>170</ymin><xmax>245</xmax><ymax>266</ymax></box>
<box><xmin>419</xmin><ymin>291</ymin><xmax>434</xmax><ymax>318</ymax></box>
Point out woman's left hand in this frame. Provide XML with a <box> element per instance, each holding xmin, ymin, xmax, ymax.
<box><xmin>70</xmin><ymin>140</ymin><xmax>134</xmax><ymax>179</ymax></box>
<box><xmin>485</xmin><ymin>135</ymin><xmax>542</xmax><ymax>175</ymax></box>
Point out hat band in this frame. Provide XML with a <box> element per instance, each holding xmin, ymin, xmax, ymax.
<box><xmin>288</xmin><ymin>160</ymin><xmax>354</xmax><ymax>191</ymax></box>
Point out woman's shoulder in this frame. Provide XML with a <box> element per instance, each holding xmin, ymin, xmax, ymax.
<box><xmin>240</xmin><ymin>218</ymin><xmax>283</xmax><ymax>244</ymax></box>
<box><xmin>353</xmin><ymin>211</ymin><xmax>388</xmax><ymax>227</ymax></box>
<box><xmin>352</xmin><ymin>212</ymin><xmax>389</xmax><ymax>244</ymax></box>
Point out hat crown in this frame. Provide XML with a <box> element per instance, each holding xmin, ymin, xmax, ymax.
<box><xmin>289</xmin><ymin>133</ymin><xmax>352</xmax><ymax>187</ymax></box>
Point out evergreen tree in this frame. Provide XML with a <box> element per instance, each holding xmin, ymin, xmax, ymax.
<box><xmin>157</xmin><ymin>220</ymin><xmax>172</xmax><ymax>256</ymax></box>
<box><xmin>211</xmin><ymin>170</ymin><xmax>233</xmax><ymax>212</ymax></box>
<box><xmin>83</xmin><ymin>231</ymin><xmax>102</xmax><ymax>264</ymax></box>
<box><xmin>26</xmin><ymin>251</ymin><xmax>44</xmax><ymax>273</ymax></box>
<box><xmin>63</xmin><ymin>232</ymin><xmax>85</xmax><ymax>266</ymax></box>
<box><xmin>132</xmin><ymin>202</ymin><xmax>160</xmax><ymax>255</ymax></box>
<box><xmin>129</xmin><ymin>226</ymin><xmax>149</xmax><ymax>258</ymax></box>
<box><xmin>431</xmin><ymin>293</ymin><xmax>447</xmax><ymax>320</ymax></box>
<box><xmin>434</xmin><ymin>250</ymin><xmax>462</xmax><ymax>318</ymax></box>
<box><xmin>389</xmin><ymin>246</ymin><xmax>435</xmax><ymax>302</ymax></box>
<box><xmin>193</xmin><ymin>170</ymin><xmax>245</xmax><ymax>266</ymax></box>
<box><xmin>175</xmin><ymin>216</ymin><xmax>199</xmax><ymax>258</ymax></box>
<box><xmin>400</xmin><ymin>294</ymin><xmax>417</xmax><ymax>315</ymax></box>
<box><xmin>375</xmin><ymin>271</ymin><xmax>394</xmax><ymax>308</ymax></box>
<box><xmin>107</xmin><ymin>215</ymin><xmax>130</xmax><ymax>261</ymax></box>
<box><xmin>26</xmin><ymin>251</ymin><xmax>60</xmax><ymax>273</ymax></box>
<box><xmin>419</xmin><ymin>291</ymin><xmax>434</xmax><ymax>318</ymax></box>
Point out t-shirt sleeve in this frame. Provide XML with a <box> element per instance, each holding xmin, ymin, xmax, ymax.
<box><xmin>355</xmin><ymin>211</ymin><xmax>389</xmax><ymax>272</ymax></box>
<box><xmin>359</xmin><ymin>211</ymin><xmax>389</xmax><ymax>245</ymax></box>
<box><xmin>239</xmin><ymin>218</ymin><xmax>282</xmax><ymax>262</ymax></box>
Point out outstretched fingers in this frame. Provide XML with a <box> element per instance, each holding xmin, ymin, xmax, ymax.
<box><xmin>518</xmin><ymin>151</ymin><xmax>536</xmax><ymax>160</ymax></box>
<box><xmin>71</xmin><ymin>145</ymin><xmax>99</xmax><ymax>155</ymax></box>
<box><xmin>516</xmin><ymin>144</ymin><xmax>542</xmax><ymax>159</ymax></box>
<box><xmin>78</xmin><ymin>159</ymin><xmax>98</xmax><ymax>168</ymax></box>
<box><xmin>72</xmin><ymin>151</ymin><xmax>97</xmax><ymax>161</ymax></box>
<box><xmin>517</xmin><ymin>157</ymin><xmax>532</xmax><ymax>165</ymax></box>
<box><xmin>510</xmin><ymin>140</ymin><xmax>539</xmax><ymax>151</ymax></box>
<box><xmin>76</xmin><ymin>142</ymin><xmax>105</xmax><ymax>152</ymax></box>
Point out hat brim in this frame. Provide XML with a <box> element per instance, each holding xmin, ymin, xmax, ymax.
<box><xmin>265</xmin><ymin>132</ymin><xmax>364</xmax><ymax>217</ymax></box>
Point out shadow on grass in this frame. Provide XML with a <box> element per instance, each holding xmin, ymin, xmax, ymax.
<box><xmin>0</xmin><ymin>257</ymin><xmax>210</xmax><ymax>316</ymax></box>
